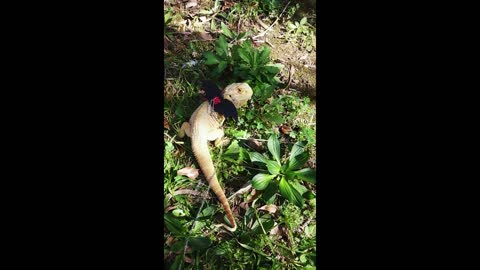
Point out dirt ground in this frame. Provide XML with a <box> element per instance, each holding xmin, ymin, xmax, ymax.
<box><xmin>236</xmin><ymin>4</ymin><xmax>317</xmax><ymax>102</ymax></box>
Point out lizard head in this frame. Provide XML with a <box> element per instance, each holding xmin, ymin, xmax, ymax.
<box><xmin>222</xmin><ymin>83</ymin><xmax>253</xmax><ymax>108</ymax></box>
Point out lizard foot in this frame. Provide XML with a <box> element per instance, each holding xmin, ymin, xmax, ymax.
<box><xmin>214</xmin><ymin>137</ymin><xmax>230</xmax><ymax>147</ymax></box>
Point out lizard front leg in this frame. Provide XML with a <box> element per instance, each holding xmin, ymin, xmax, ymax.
<box><xmin>206</xmin><ymin>127</ymin><xmax>225</xmax><ymax>147</ymax></box>
<box><xmin>179</xmin><ymin>122</ymin><xmax>192</xmax><ymax>138</ymax></box>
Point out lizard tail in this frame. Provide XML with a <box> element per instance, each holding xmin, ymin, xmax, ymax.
<box><xmin>192</xmin><ymin>137</ymin><xmax>237</xmax><ymax>232</ymax></box>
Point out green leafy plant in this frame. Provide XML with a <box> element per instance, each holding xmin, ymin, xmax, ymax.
<box><xmin>249</xmin><ymin>135</ymin><xmax>315</xmax><ymax>207</ymax></box>
<box><xmin>212</xmin><ymin>139</ymin><xmax>249</xmax><ymax>181</ymax></box>
<box><xmin>284</xmin><ymin>17</ymin><xmax>316</xmax><ymax>52</ymax></box>
<box><xmin>203</xmin><ymin>35</ymin><xmax>283</xmax><ymax>103</ymax></box>
<box><xmin>219</xmin><ymin>21</ymin><xmax>251</xmax><ymax>42</ymax></box>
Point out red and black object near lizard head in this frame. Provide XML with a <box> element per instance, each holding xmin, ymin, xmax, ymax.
<box><xmin>201</xmin><ymin>80</ymin><xmax>238</xmax><ymax>122</ymax></box>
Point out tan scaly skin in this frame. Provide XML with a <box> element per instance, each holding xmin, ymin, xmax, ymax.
<box><xmin>178</xmin><ymin>83</ymin><xmax>253</xmax><ymax>232</ymax></box>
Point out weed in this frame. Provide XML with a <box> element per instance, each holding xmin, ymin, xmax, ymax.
<box><xmin>249</xmin><ymin>134</ymin><xmax>316</xmax><ymax>208</ymax></box>
<box><xmin>283</xmin><ymin>16</ymin><xmax>316</xmax><ymax>52</ymax></box>
<box><xmin>203</xmin><ymin>35</ymin><xmax>284</xmax><ymax>103</ymax></box>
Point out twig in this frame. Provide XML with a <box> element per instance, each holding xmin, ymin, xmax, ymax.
<box><xmin>265</xmin><ymin>38</ymin><xmax>275</xmax><ymax>48</ymax></box>
<box><xmin>252</xmin><ymin>0</ymin><xmax>291</xmax><ymax>39</ymax></box>
<box><xmin>299</xmin><ymin>216</ymin><xmax>315</xmax><ymax>232</ymax></box>
<box><xmin>237</xmin><ymin>138</ymin><xmax>268</xmax><ymax>142</ymax></box>
<box><xmin>255</xmin><ymin>17</ymin><xmax>270</xmax><ymax>30</ymax></box>
<box><xmin>202</xmin><ymin>10</ymin><xmax>220</xmax><ymax>23</ymax></box>
<box><xmin>228</xmin><ymin>183</ymin><xmax>252</xmax><ymax>200</ymax></box>
<box><xmin>165</xmin><ymin>188</ymin><xmax>211</xmax><ymax>201</ymax></box>
<box><xmin>237</xmin><ymin>17</ymin><xmax>242</xmax><ymax>33</ymax></box>
<box><xmin>283</xmin><ymin>64</ymin><xmax>294</xmax><ymax>90</ymax></box>
<box><xmin>237</xmin><ymin>137</ymin><xmax>298</xmax><ymax>144</ymax></box>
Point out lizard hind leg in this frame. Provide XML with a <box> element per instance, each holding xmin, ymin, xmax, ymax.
<box><xmin>179</xmin><ymin>122</ymin><xmax>192</xmax><ymax>138</ymax></box>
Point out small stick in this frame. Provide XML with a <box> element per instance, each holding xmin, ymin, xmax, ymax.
<box><xmin>252</xmin><ymin>1</ymin><xmax>291</xmax><ymax>39</ymax></box>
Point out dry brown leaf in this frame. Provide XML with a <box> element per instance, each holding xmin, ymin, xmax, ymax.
<box><xmin>164</xmin><ymin>35</ymin><xmax>170</xmax><ymax>52</ymax></box>
<box><xmin>177</xmin><ymin>167</ymin><xmax>199</xmax><ymax>180</ymax></box>
<box><xmin>185</xmin><ymin>0</ymin><xmax>197</xmax><ymax>9</ymax></box>
<box><xmin>166</xmin><ymin>236</ymin><xmax>175</xmax><ymax>246</ymax></box>
<box><xmin>269</xmin><ymin>225</ymin><xmax>281</xmax><ymax>236</ymax></box>
<box><xmin>280</xmin><ymin>124</ymin><xmax>291</xmax><ymax>135</ymax></box>
<box><xmin>176</xmin><ymin>246</ymin><xmax>191</xmax><ymax>255</ymax></box>
<box><xmin>184</xmin><ymin>255</ymin><xmax>193</xmax><ymax>263</ymax></box>
<box><xmin>239</xmin><ymin>201</ymin><xmax>249</xmax><ymax>210</ymax></box>
<box><xmin>258</xmin><ymin>204</ymin><xmax>278</xmax><ymax>214</ymax></box>
<box><xmin>221</xmin><ymin>1</ymin><xmax>235</xmax><ymax>11</ymax></box>
<box><xmin>173</xmin><ymin>189</ymin><xmax>202</xmax><ymax>196</ymax></box>
<box><xmin>247</xmin><ymin>138</ymin><xmax>264</xmax><ymax>152</ymax></box>
<box><xmin>164</xmin><ymin>206</ymin><xmax>176</xmax><ymax>212</ymax></box>
<box><xmin>198</xmin><ymin>31</ymin><xmax>214</xmax><ymax>41</ymax></box>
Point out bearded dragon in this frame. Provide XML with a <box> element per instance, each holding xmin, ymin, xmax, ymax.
<box><xmin>178</xmin><ymin>82</ymin><xmax>253</xmax><ymax>232</ymax></box>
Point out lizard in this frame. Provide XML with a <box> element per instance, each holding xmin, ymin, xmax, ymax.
<box><xmin>178</xmin><ymin>82</ymin><xmax>253</xmax><ymax>232</ymax></box>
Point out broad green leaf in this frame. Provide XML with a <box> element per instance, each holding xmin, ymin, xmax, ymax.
<box><xmin>249</xmin><ymin>152</ymin><xmax>268</xmax><ymax>164</ymax></box>
<box><xmin>223</xmin><ymin>139</ymin><xmax>240</xmax><ymax>155</ymax></box>
<box><xmin>171</xmin><ymin>238</ymin><xmax>187</xmax><ymax>253</ymax></box>
<box><xmin>172</xmin><ymin>209</ymin><xmax>185</xmax><ymax>217</ymax></box>
<box><xmin>236</xmin><ymin>240</ymin><xmax>269</xmax><ymax>257</ymax></box>
<box><xmin>293</xmin><ymin>168</ymin><xmax>316</xmax><ymax>183</ymax></box>
<box><xmin>214</xmin><ymin>246</ymin><xmax>227</xmax><ymax>255</ymax></box>
<box><xmin>266</xmin><ymin>160</ymin><xmax>281</xmax><ymax>175</ymax></box>
<box><xmin>266</xmin><ymin>63</ymin><xmax>284</xmax><ymax>71</ymax></box>
<box><xmin>251</xmin><ymin>214</ymin><xmax>274</xmax><ymax>234</ymax></box>
<box><xmin>284</xmin><ymin>170</ymin><xmax>295</xmax><ymax>181</ymax></box>
<box><xmin>241</xmin><ymin>38</ymin><xmax>253</xmax><ymax>49</ymax></box>
<box><xmin>236</xmin><ymin>48</ymin><xmax>250</xmax><ymax>63</ymax></box>
<box><xmin>231</xmin><ymin>129</ymin><xmax>250</xmax><ymax>139</ymax></box>
<box><xmin>287</xmin><ymin>152</ymin><xmax>308</xmax><ymax>171</ymax></box>
<box><xmin>192</xmin><ymin>220</ymin><xmax>206</xmax><ymax>232</ymax></box>
<box><xmin>164</xmin><ymin>213</ymin><xmax>184</xmax><ymax>235</ymax></box>
<box><xmin>164</xmin><ymin>12</ymin><xmax>172</xmax><ymax>24</ymax></box>
<box><xmin>290</xmin><ymin>181</ymin><xmax>308</xmax><ymax>195</ymax></box>
<box><xmin>170</xmin><ymin>254</ymin><xmax>183</xmax><ymax>270</ymax></box>
<box><xmin>278</xmin><ymin>177</ymin><xmax>303</xmax><ymax>207</ymax></box>
<box><xmin>262</xmin><ymin>65</ymin><xmax>281</xmax><ymax>75</ymax></box>
<box><xmin>300</xmin><ymin>17</ymin><xmax>307</xmax><ymax>26</ymax></box>
<box><xmin>289</xmin><ymin>141</ymin><xmax>306</xmax><ymax>161</ymax></box>
<box><xmin>210</xmin><ymin>18</ymin><xmax>216</xmax><ymax>30</ymax></box>
<box><xmin>261</xmin><ymin>180</ymin><xmax>278</xmax><ymax>203</ymax></box>
<box><xmin>281</xmin><ymin>163</ymin><xmax>288</xmax><ymax>173</ymax></box>
<box><xmin>197</xmin><ymin>205</ymin><xmax>215</xmax><ymax>217</ymax></box>
<box><xmin>258</xmin><ymin>47</ymin><xmax>271</xmax><ymax>65</ymax></box>
<box><xmin>203</xmin><ymin>51</ymin><xmax>220</xmax><ymax>65</ymax></box>
<box><xmin>267</xmin><ymin>134</ymin><xmax>281</xmax><ymax>165</ymax></box>
<box><xmin>303</xmin><ymin>190</ymin><xmax>316</xmax><ymax>199</ymax></box>
<box><xmin>214</xmin><ymin>61</ymin><xmax>228</xmax><ymax>76</ymax></box>
<box><xmin>189</xmin><ymin>236</ymin><xmax>212</xmax><ymax>251</ymax></box>
<box><xmin>252</xmin><ymin>49</ymin><xmax>258</xmax><ymax>69</ymax></box>
<box><xmin>215</xmin><ymin>35</ymin><xmax>228</xmax><ymax>57</ymax></box>
<box><xmin>251</xmin><ymin>173</ymin><xmax>276</xmax><ymax>190</ymax></box>
<box><xmin>221</xmin><ymin>22</ymin><xmax>234</xmax><ymax>39</ymax></box>
<box><xmin>237</xmin><ymin>31</ymin><xmax>250</xmax><ymax>40</ymax></box>
<box><xmin>265</xmin><ymin>112</ymin><xmax>284</xmax><ymax>124</ymax></box>
<box><xmin>286</xmin><ymin>21</ymin><xmax>296</xmax><ymax>30</ymax></box>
